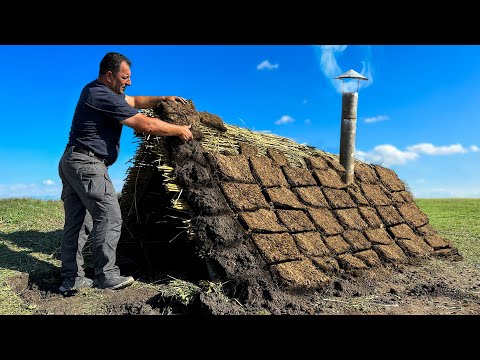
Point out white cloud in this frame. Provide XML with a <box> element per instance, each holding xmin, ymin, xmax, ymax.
<box><xmin>275</xmin><ymin>115</ymin><xmax>295</xmax><ymax>125</ymax></box>
<box><xmin>357</xmin><ymin>142</ymin><xmax>477</xmax><ymax>167</ymax></box>
<box><xmin>0</xmin><ymin>183</ymin><xmax>62</xmax><ymax>200</ymax></box>
<box><xmin>0</xmin><ymin>178</ymin><xmax>125</xmax><ymax>200</ymax></box>
<box><xmin>256</xmin><ymin>60</ymin><xmax>279</xmax><ymax>71</ymax></box>
<box><xmin>470</xmin><ymin>145</ymin><xmax>479</xmax><ymax>152</ymax></box>
<box><xmin>314</xmin><ymin>45</ymin><xmax>373</xmax><ymax>93</ymax></box>
<box><xmin>406</xmin><ymin>143</ymin><xmax>468</xmax><ymax>155</ymax></box>
<box><xmin>413</xmin><ymin>188</ymin><xmax>454</xmax><ymax>198</ymax></box>
<box><xmin>414</xmin><ymin>187</ymin><xmax>480</xmax><ymax>198</ymax></box>
<box><xmin>356</xmin><ymin>144</ymin><xmax>418</xmax><ymax>166</ymax></box>
<box><xmin>364</xmin><ymin>115</ymin><xmax>389</xmax><ymax>123</ymax></box>
<box><xmin>304</xmin><ymin>118</ymin><xmax>311</xmax><ymax>124</ymax></box>
<box><xmin>42</xmin><ymin>179</ymin><xmax>56</xmax><ymax>186</ymax></box>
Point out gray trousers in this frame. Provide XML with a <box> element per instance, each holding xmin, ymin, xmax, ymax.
<box><xmin>58</xmin><ymin>146</ymin><xmax>122</xmax><ymax>280</ymax></box>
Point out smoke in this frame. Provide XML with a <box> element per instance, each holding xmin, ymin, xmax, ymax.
<box><xmin>314</xmin><ymin>45</ymin><xmax>373</xmax><ymax>93</ymax></box>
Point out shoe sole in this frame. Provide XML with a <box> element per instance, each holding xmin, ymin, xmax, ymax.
<box><xmin>110</xmin><ymin>277</ymin><xmax>135</xmax><ymax>290</ymax></box>
<box><xmin>94</xmin><ymin>277</ymin><xmax>135</xmax><ymax>290</ymax></box>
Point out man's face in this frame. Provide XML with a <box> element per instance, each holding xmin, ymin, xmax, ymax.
<box><xmin>109</xmin><ymin>61</ymin><xmax>132</xmax><ymax>95</ymax></box>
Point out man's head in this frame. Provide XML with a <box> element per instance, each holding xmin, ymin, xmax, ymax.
<box><xmin>98</xmin><ymin>52</ymin><xmax>132</xmax><ymax>95</ymax></box>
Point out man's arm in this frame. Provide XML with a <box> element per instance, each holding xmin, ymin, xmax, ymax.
<box><xmin>120</xmin><ymin>113</ymin><xmax>193</xmax><ymax>142</ymax></box>
<box><xmin>125</xmin><ymin>95</ymin><xmax>187</xmax><ymax>109</ymax></box>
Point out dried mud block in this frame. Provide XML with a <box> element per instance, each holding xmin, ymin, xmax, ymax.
<box><xmin>220</xmin><ymin>183</ymin><xmax>269</xmax><ymax>211</ymax></box>
<box><xmin>361</xmin><ymin>183</ymin><xmax>392</xmax><ymax>206</ymax></box>
<box><xmin>389</xmin><ymin>191</ymin><xmax>406</xmax><ymax>204</ymax></box>
<box><xmin>322</xmin><ymin>235</ymin><xmax>350</xmax><ymax>254</ymax></box>
<box><xmin>347</xmin><ymin>184</ymin><xmax>370</xmax><ymax>206</ymax></box>
<box><xmin>194</xmin><ymin>215</ymin><xmax>248</xmax><ymax>247</ymax></box>
<box><xmin>252</xmin><ymin>233</ymin><xmax>303</xmax><ymax>263</ymax></box>
<box><xmin>265</xmin><ymin>187</ymin><xmax>305</xmax><ymax>209</ymax></box>
<box><xmin>364</xmin><ymin>228</ymin><xmax>395</xmax><ymax>245</ymax></box>
<box><xmin>312</xmin><ymin>257</ymin><xmax>340</xmax><ymax>273</ymax></box>
<box><xmin>282</xmin><ymin>166</ymin><xmax>316</xmax><ymax>187</ymax></box>
<box><xmin>433</xmin><ymin>248</ymin><xmax>461</xmax><ymax>259</ymax></box>
<box><xmin>238</xmin><ymin>142</ymin><xmax>259</xmax><ymax>158</ymax></box>
<box><xmin>238</xmin><ymin>209</ymin><xmax>286</xmax><ymax>232</ymax></box>
<box><xmin>423</xmin><ymin>235</ymin><xmax>451</xmax><ymax>250</ymax></box>
<box><xmin>324</xmin><ymin>156</ymin><xmax>346</xmax><ymax>173</ymax></box>
<box><xmin>198</xmin><ymin>111</ymin><xmax>227</xmax><ymax>132</ymax></box>
<box><xmin>206</xmin><ymin>153</ymin><xmax>255</xmax><ymax>183</ymax></box>
<box><xmin>337</xmin><ymin>253</ymin><xmax>368</xmax><ymax>270</ymax></box>
<box><xmin>355</xmin><ymin>162</ymin><xmax>379</xmax><ymax>184</ymax></box>
<box><xmin>266</xmin><ymin>148</ymin><xmax>288</xmax><ymax>166</ymax></box>
<box><xmin>335</xmin><ymin>208</ymin><xmax>369</xmax><ymax>230</ymax></box>
<box><xmin>358</xmin><ymin>207</ymin><xmax>383</xmax><ymax>228</ymax></box>
<box><xmin>376</xmin><ymin>205</ymin><xmax>404</xmax><ymax>226</ymax></box>
<box><xmin>416</xmin><ymin>223</ymin><xmax>437</xmax><ymax>236</ymax></box>
<box><xmin>271</xmin><ymin>259</ymin><xmax>331</xmax><ymax>289</ymax></box>
<box><xmin>397</xmin><ymin>238</ymin><xmax>433</xmax><ymax>257</ymax></box>
<box><xmin>313</xmin><ymin>168</ymin><xmax>346</xmax><ymax>189</ymax></box>
<box><xmin>399</xmin><ymin>191</ymin><xmax>414</xmax><ymax>203</ymax></box>
<box><xmin>389</xmin><ymin>223</ymin><xmax>419</xmax><ymax>241</ymax></box>
<box><xmin>355</xmin><ymin>249</ymin><xmax>382</xmax><ymax>267</ymax></box>
<box><xmin>342</xmin><ymin>230</ymin><xmax>371</xmax><ymax>251</ymax></box>
<box><xmin>374</xmin><ymin>243</ymin><xmax>408</xmax><ymax>263</ymax></box>
<box><xmin>294</xmin><ymin>186</ymin><xmax>329</xmax><ymax>208</ymax></box>
<box><xmin>374</xmin><ymin>165</ymin><xmax>405</xmax><ymax>192</ymax></box>
<box><xmin>276</xmin><ymin>210</ymin><xmax>316</xmax><ymax>232</ymax></box>
<box><xmin>250</xmin><ymin>156</ymin><xmax>289</xmax><ymax>187</ymax></box>
<box><xmin>398</xmin><ymin>203</ymin><xmax>429</xmax><ymax>228</ymax></box>
<box><xmin>322</xmin><ymin>188</ymin><xmax>356</xmax><ymax>209</ymax></box>
<box><xmin>293</xmin><ymin>232</ymin><xmax>330</xmax><ymax>257</ymax></box>
<box><xmin>186</xmin><ymin>186</ymin><xmax>232</xmax><ymax>215</ymax></box>
<box><xmin>307</xmin><ymin>208</ymin><xmax>344</xmax><ymax>235</ymax></box>
<box><xmin>174</xmin><ymin>161</ymin><xmax>213</xmax><ymax>187</ymax></box>
<box><xmin>305</xmin><ymin>156</ymin><xmax>329</xmax><ymax>170</ymax></box>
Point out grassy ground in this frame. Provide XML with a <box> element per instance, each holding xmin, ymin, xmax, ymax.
<box><xmin>415</xmin><ymin>198</ymin><xmax>480</xmax><ymax>264</ymax></box>
<box><xmin>1</xmin><ymin>197</ymin><xmax>479</xmax><ymax>314</ymax></box>
<box><xmin>0</xmin><ymin>199</ymin><xmax>65</xmax><ymax>314</ymax></box>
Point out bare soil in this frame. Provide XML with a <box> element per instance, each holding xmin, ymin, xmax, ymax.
<box><xmin>8</xmin><ymin>254</ymin><xmax>480</xmax><ymax>315</ymax></box>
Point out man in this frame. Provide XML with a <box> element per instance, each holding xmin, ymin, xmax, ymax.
<box><xmin>58</xmin><ymin>52</ymin><xmax>193</xmax><ymax>293</ymax></box>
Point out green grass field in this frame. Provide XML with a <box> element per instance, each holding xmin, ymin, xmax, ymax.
<box><xmin>415</xmin><ymin>198</ymin><xmax>480</xmax><ymax>264</ymax></box>
<box><xmin>0</xmin><ymin>197</ymin><xmax>479</xmax><ymax>314</ymax></box>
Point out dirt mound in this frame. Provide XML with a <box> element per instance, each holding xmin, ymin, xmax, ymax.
<box><xmin>118</xmin><ymin>100</ymin><xmax>460</xmax><ymax>314</ymax></box>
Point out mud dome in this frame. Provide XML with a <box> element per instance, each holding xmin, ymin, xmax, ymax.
<box><xmin>117</xmin><ymin>100</ymin><xmax>460</xmax><ymax>314</ymax></box>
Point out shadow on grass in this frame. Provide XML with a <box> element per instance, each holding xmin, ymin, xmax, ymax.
<box><xmin>0</xmin><ymin>230</ymin><xmax>64</xmax><ymax>292</ymax></box>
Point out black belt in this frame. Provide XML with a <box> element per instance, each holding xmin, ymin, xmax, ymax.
<box><xmin>70</xmin><ymin>145</ymin><xmax>109</xmax><ymax>166</ymax></box>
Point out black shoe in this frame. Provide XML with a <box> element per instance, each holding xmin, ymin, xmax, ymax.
<box><xmin>59</xmin><ymin>276</ymin><xmax>93</xmax><ymax>293</ymax></box>
<box><xmin>93</xmin><ymin>275</ymin><xmax>135</xmax><ymax>290</ymax></box>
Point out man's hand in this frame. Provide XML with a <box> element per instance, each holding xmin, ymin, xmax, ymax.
<box><xmin>178</xmin><ymin>124</ymin><xmax>193</xmax><ymax>142</ymax></box>
<box><xmin>164</xmin><ymin>96</ymin><xmax>187</xmax><ymax>105</ymax></box>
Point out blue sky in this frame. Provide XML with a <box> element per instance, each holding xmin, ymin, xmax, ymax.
<box><xmin>0</xmin><ymin>45</ymin><xmax>479</xmax><ymax>199</ymax></box>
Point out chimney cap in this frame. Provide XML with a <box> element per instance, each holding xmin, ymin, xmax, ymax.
<box><xmin>335</xmin><ymin>69</ymin><xmax>368</xmax><ymax>81</ymax></box>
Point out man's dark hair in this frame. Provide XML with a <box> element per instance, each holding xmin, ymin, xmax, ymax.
<box><xmin>99</xmin><ymin>52</ymin><xmax>132</xmax><ymax>76</ymax></box>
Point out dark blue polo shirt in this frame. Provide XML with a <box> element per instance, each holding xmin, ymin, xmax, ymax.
<box><xmin>67</xmin><ymin>80</ymin><xmax>139</xmax><ymax>166</ymax></box>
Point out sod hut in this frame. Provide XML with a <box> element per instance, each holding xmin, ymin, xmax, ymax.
<box><xmin>118</xmin><ymin>100</ymin><xmax>458</xmax><ymax>301</ymax></box>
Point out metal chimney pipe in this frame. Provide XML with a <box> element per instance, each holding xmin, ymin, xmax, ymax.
<box><xmin>339</xmin><ymin>92</ymin><xmax>358</xmax><ymax>185</ymax></box>
<box><xmin>335</xmin><ymin>69</ymin><xmax>367</xmax><ymax>185</ymax></box>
